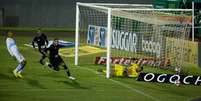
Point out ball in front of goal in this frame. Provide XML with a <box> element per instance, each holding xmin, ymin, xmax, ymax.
<box><xmin>175</xmin><ymin>80</ymin><xmax>181</xmax><ymax>87</ymax></box>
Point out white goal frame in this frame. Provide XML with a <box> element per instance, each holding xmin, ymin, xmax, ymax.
<box><xmin>75</xmin><ymin>2</ymin><xmax>193</xmax><ymax>78</ymax></box>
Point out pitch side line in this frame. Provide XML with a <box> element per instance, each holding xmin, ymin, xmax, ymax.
<box><xmin>78</xmin><ymin>66</ymin><xmax>160</xmax><ymax>101</ymax></box>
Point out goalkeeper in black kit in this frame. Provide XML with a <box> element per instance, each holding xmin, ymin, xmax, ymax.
<box><xmin>45</xmin><ymin>39</ymin><xmax>75</xmax><ymax>80</ymax></box>
<box><xmin>32</xmin><ymin>28</ymin><xmax>48</xmax><ymax>65</ymax></box>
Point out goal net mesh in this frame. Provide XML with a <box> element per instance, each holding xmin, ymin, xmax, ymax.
<box><xmin>77</xmin><ymin>3</ymin><xmax>192</xmax><ymax>72</ymax></box>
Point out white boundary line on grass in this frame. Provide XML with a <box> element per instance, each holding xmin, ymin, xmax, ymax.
<box><xmin>78</xmin><ymin>66</ymin><xmax>160</xmax><ymax>101</ymax></box>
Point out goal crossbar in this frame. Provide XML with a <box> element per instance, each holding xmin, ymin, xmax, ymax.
<box><xmin>77</xmin><ymin>2</ymin><xmax>192</xmax><ymax>11</ymax></box>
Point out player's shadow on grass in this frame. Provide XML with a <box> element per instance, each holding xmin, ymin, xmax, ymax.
<box><xmin>0</xmin><ymin>73</ymin><xmax>19</xmax><ymax>81</ymax></box>
<box><xmin>190</xmin><ymin>97</ymin><xmax>201</xmax><ymax>101</ymax></box>
<box><xmin>26</xmin><ymin>78</ymin><xmax>46</xmax><ymax>89</ymax></box>
<box><xmin>56</xmin><ymin>80</ymin><xmax>89</xmax><ymax>89</ymax></box>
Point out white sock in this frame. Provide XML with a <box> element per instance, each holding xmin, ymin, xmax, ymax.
<box><xmin>45</xmin><ymin>62</ymin><xmax>50</xmax><ymax>66</ymax></box>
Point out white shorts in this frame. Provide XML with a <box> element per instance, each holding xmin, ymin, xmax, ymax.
<box><xmin>10</xmin><ymin>46</ymin><xmax>25</xmax><ymax>63</ymax></box>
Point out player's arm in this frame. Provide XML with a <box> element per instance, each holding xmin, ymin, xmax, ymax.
<box><xmin>45</xmin><ymin>36</ymin><xmax>49</xmax><ymax>46</ymax></box>
<box><xmin>43</xmin><ymin>34</ymin><xmax>49</xmax><ymax>46</ymax></box>
<box><xmin>32</xmin><ymin>37</ymin><xmax>37</xmax><ymax>48</ymax></box>
<box><xmin>6</xmin><ymin>39</ymin><xmax>14</xmax><ymax>57</ymax></box>
<box><xmin>58</xmin><ymin>43</ymin><xmax>63</xmax><ymax>49</ymax></box>
<box><xmin>6</xmin><ymin>43</ymin><xmax>16</xmax><ymax>61</ymax></box>
<box><xmin>7</xmin><ymin>46</ymin><xmax>14</xmax><ymax>57</ymax></box>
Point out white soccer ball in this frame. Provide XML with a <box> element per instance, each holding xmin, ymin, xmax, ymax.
<box><xmin>175</xmin><ymin>80</ymin><xmax>180</xmax><ymax>87</ymax></box>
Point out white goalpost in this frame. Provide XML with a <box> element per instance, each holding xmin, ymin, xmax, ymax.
<box><xmin>75</xmin><ymin>2</ymin><xmax>193</xmax><ymax>78</ymax></box>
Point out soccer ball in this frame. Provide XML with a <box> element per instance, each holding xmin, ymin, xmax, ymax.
<box><xmin>175</xmin><ymin>80</ymin><xmax>181</xmax><ymax>87</ymax></box>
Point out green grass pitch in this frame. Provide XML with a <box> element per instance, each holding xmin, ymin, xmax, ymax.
<box><xmin>0</xmin><ymin>32</ymin><xmax>201</xmax><ymax>101</ymax></box>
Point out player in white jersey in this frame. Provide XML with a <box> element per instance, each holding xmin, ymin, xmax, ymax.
<box><xmin>6</xmin><ymin>31</ymin><xmax>26</xmax><ymax>78</ymax></box>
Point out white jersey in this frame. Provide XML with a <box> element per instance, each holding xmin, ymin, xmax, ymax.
<box><xmin>6</xmin><ymin>38</ymin><xmax>25</xmax><ymax>63</ymax></box>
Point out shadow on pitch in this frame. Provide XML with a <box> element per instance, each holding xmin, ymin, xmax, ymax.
<box><xmin>0</xmin><ymin>73</ymin><xmax>19</xmax><ymax>81</ymax></box>
<box><xmin>189</xmin><ymin>97</ymin><xmax>201</xmax><ymax>101</ymax></box>
<box><xmin>56</xmin><ymin>80</ymin><xmax>89</xmax><ymax>89</ymax></box>
<box><xmin>26</xmin><ymin>78</ymin><xmax>46</xmax><ymax>89</ymax></box>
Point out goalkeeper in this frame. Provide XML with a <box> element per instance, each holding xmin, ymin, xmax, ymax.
<box><xmin>44</xmin><ymin>39</ymin><xmax>75</xmax><ymax>80</ymax></box>
<box><xmin>100</xmin><ymin>63</ymin><xmax>143</xmax><ymax>77</ymax></box>
<box><xmin>125</xmin><ymin>63</ymin><xmax>143</xmax><ymax>77</ymax></box>
<box><xmin>32</xmin><ymin>28</ymin><xmax>48</xmax><ymax>65</ymax></box>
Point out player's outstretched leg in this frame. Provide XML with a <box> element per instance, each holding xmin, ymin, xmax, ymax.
<box><xmin>44</xmin><ymin>61</ymin><xmax>53</xmax><ymax>69</ymax></box>
<box><xmin>63</xmin><ymin>64</ymin><xmax>75</xmax><ymax>80</ymax></box>
<box><xmin>44</xmin><ymin>61</ymin><xmax>60</xmax><ymax>71</ymax></box>
<box><xmin>39</xmin><ymin>55</ymin><xmax>46</xmax><ymax>65</ymax></box>
<box><xmin>17</xmin><ymin>60</ymin><xmax>26</xmax><ymax>78</ymax></box>
<box><xmin>39</xmin><ymin>50</ymin><xmax>46</xmax><ymax>65</ymax></box>
<box><xmin>13</xmin><ymin>60</ymin><xmax>26</xmax><ymax>78</ymax></box>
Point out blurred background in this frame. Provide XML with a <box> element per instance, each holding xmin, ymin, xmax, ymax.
<box><xmin>0</xmin><ymin>0</ymin><xmax>153</xmax><ymax>28</ymax></box>
<box><xmin>0</xmin><ymin>0</ymin><xmax>200</xmax><ymax>67</ymax></box>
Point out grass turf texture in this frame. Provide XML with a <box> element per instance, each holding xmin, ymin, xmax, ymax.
<box><xmin>0</xmin><ymin>32</ymin><xmax>201</xmax><ymax>101</ymax></box>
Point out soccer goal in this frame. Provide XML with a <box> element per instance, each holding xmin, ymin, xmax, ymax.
<box><xmin>75</xmin><ymin>2</ymin><xmax>193</xmax><ymax>78</ymax></box>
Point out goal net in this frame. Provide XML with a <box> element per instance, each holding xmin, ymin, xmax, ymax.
<box><xmin>75</xmin><ymin>2</ymin><xmax>192</xmax><ymax>78</ymax></box>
